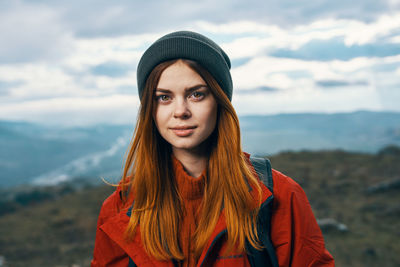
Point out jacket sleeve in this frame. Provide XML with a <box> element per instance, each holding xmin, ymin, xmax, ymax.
<box><xmin>270</xmin><ymin>170</ymin><xmax>335</xmax><ymax>267</ymax></box>
<box><xmin>91</xmin><ymin>190</ymin><xmax>130</xmax><ymax>267</ymax></box>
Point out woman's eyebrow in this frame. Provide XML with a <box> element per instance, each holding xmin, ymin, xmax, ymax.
<box><xmin>185</xmin><ymin>84</ymin><xmax>208</xmax><ymax>92</ymax></box>
<box><xmin>155</xmin><ymin>88</ymin><xmax>172</xmax><ymax>93</ymax></box>
<box><xmin>155</xmin><ymin>84</ymin><xmax>208</xmax><ymax>93</ymax></box>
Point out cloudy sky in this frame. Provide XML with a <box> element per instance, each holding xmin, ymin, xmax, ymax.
<box><xmin>1</xmin><ymin>0</ymin><xmax>399</xmax><ymax>126</ymax></box>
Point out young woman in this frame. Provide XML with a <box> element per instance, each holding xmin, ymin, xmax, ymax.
<box><xmin>91</xmin><ymin>31</ymin><xmax>334</xmax><ymax>267</ymax></box>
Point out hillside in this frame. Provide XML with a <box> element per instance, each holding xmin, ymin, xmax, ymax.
<box><xmin>0</xmin><ymin>148</ymin><xmax>399</xmax><ymax>266</ymax></box>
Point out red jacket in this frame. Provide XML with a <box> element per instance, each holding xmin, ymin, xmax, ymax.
<box><xmin>91</xmin><ymin>158</ymin><xmax>334</xmax><ymax>267</ymax></box>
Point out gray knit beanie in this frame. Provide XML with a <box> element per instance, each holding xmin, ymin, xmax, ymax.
<box><xmin>137</xmin><ymin>31</ymin><xmax>233</xmax><ymax>101</ymax></box>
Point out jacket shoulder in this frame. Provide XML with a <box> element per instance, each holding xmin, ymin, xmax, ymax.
<box><xmin>269</xmin><ymin>169</ymin><xmax>335</xmax><ymax>266</ymax></box>
<box><xmin>271</xmin><ymin>169</ymin><xmax>306</xmax><ymax>196</ymax></box>
<box><xmin>270</xmin><ymin>168</ymin><xmax>314</xmax><ymax>221</ymax></box>
<box><xmin>98</xmin><ymin>186</ymin><xmax>126</xmax><ymax>222</ymax></box>
<box><xmin>92</xmin><ymin>186</ymin><xmax>132</xmax><ymax>267</ymax></box>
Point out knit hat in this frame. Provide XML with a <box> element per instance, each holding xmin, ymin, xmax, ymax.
<box><xmin>137</xmin><ymin>31</ymin><xmax>233</xmax><ymax>101</ymax></box>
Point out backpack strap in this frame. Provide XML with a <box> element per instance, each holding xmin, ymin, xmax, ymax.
<box><xmin>250</xmin><ymin>157</ymin><xmax>273</xmax><ymax>193</ymax></box>
<box><xmin>247</xmin><ymin>156</ymin><xmax>278</xmax><ymax>267</ymax></box>
<box><xmin>128</xmin><ymin>257</ymin><xmax>136</xmax><ymax>267</ymax></box>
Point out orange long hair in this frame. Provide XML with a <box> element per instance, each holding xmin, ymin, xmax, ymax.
<box><xmin>120</xmin><ymin>59</ymin><xmax>262</xmax><ymax>260</ymax></box>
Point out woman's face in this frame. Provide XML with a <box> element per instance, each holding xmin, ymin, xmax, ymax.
<box><xmin>153</xmin><ymin>60</ymin><xmax>218</xmax><ymax>154</ymax></box>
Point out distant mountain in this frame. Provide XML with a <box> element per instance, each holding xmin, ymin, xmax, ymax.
<box><xmin>240</xmin><ymin>111</ymin><xmax>400</xmax><ymax>155</ymax></box>
<box><xmin>1</xmin><ymin>111</ymin><xmax>399</xmax><ymax>187</ymax></box>
<box><xmin>0</xmin><ymin>121</ymin><xmax>134</xmax><ymax>187</ymax></box>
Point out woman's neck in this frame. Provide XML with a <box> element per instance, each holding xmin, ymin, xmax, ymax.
<box><xmin>172</xmin><ymin>148</ymin><xmax>208</xmax><ymax>178</ymax></box>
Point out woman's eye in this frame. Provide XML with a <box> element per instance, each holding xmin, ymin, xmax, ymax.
<box><xmin>156</xmin><ymin>95</ymin><xmax>171</xmax><ymax>102</ymax></box>
<box><xmin>190</xmin><ymin>91</ymin><xmax>205</xmax><ymax>100</ymax></box>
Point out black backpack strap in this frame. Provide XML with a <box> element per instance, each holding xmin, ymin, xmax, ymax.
<box><xmin>250</xmin><ymin>157</ymin><xmax>273</xmax><ymax>193</ymax></box>
<box><xmin>247</xmin><ymin>156</ymin><xmax>278</xmax><ymax>267</ymax></box>
<box><xmin>128</xmin><ymin>257</ymin><xmax>136</xmax><ymax>267</ymax></box>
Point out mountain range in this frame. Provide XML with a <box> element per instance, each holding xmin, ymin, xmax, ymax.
<box><xmin>1</xmin><ymin>110</ymin><xmax>399</xmax><ymax>188</ymax></box>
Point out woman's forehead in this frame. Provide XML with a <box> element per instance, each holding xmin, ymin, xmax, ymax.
<box><xmin>156</xmin><ymin>61</ymin><xmax>207</xmax><ymax>90</ymax></box>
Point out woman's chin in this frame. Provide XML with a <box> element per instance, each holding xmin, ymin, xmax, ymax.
<box><xmin>171</xmin><ymin>141</ymin><xmax>208</xmax><ymax>154</ymax></box>
<box><xmin>172</xmin><ymin>144</ymin><xmax>200</xmax><ymax>152</ymax></box>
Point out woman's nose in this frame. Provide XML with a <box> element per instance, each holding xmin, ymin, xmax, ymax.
<box><xmin>173</xmin><ymin>99</ymin><xmax>191</xmax><ymax>119</ymax></box>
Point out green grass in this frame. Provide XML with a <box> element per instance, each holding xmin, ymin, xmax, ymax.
<box><xmin>270</xmin><ymin>149</ymin><xmax>400</xmax><ymax>267</ymax></box>
<box><xmin>0</xmin><ymin>185</ymin><xmax>114</xmax><ymax>267</ymax></box>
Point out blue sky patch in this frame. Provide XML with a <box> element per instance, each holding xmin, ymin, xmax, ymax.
<box><xmin>90</xmin><ymin>62</ymin><xmax>132</xmax><ymax>77</ymax></box>
<box><xmin>231</xmin><ymin>57</ymin><xmax>252</xmax><ymax>68</ymax></box>
<box><xmin>270</xmin><ymin>37</ymin><xmax>400</xmax><ymax>61</ymax></box>
<box><xmin>0</xmin><ymin>80</ymin><xmax>23</xmax><ymax>95</ymax></box>
<box><xmin>237</xmin><ymin>86</ymin><xmax>278</xmax><ymax>94</ymax></box>
<box><xmin>316</xmin><ymin>79</ymin><xmax>369</xmax><ymax>88</ymax></box>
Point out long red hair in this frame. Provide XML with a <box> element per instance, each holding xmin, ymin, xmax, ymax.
<box><xmin>120</xmin><ymin>59</ymin><xmax>262</xmax><ymax>260</ymax></box>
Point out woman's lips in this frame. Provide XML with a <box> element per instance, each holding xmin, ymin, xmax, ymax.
<box><xmin>170</xmin><ymin>126</ymin><xmax>196</xmax><ymax>137</ymax></box>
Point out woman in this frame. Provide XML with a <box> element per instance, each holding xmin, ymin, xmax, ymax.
<box><xmin>91</xmin><ymin>31</ymin><xmax>334</xmax><ymax>267</ymax></box>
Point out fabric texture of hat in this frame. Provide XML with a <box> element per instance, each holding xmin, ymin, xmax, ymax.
<box><xmin>137</xmin><ymin>31</ymin><xmax>233</xmax><ymax>101</ymax></box>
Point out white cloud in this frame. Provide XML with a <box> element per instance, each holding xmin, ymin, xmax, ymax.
<box><xmin>198</xmin><ymin>11</ymin><xmax>400</xmax><ymax>58</ymax></box>
<box><xmin>221</xmin><ymin>37</ymin><xmax>273</xmax><ymax>59</ymax></box>
<box><xmin>0</xmin><ymin>94</ymin><xmax>140</xmax><ymax>126</ymax></box>
<box><xmin>0</xmin><ymin>64</ymin><xmax>89</xmax><ymax>99</ymax></box>
<box><xmin>0</xmin><ymin>1</ymin><xmax>73</xmax><ymax>63</ymax></box>
<box><xmin>232</xmin><ymin>57</ymin><xmax>334</xmax><ymax>90</ymax></box>
<box><xmin>232</xmin><ymin>55</ymin><xmax>400</xmax><ymax>93</ymax></box>
<box><xmin>88</xmin><ymin>72</ymin><xmax>137</xmax><ymax>91</ymax></box>
<box><xmin>64</xmin><ymin>33</ymin><xmax>160</xmax><ymax>71</ymax></box>
<box><xmin>343</xmin><ymin>13</ymin><xmax>400</xmax><ymax>45</ymax></box>
<box><xmin>194</xmin><ymin>21</ymin><xmax>282</xmax><ymax>35</ymax></box>
<box><xmin>0</xmin><ymin>32</ymin><xmax>161</xmax><ymax>100</ymax></box>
